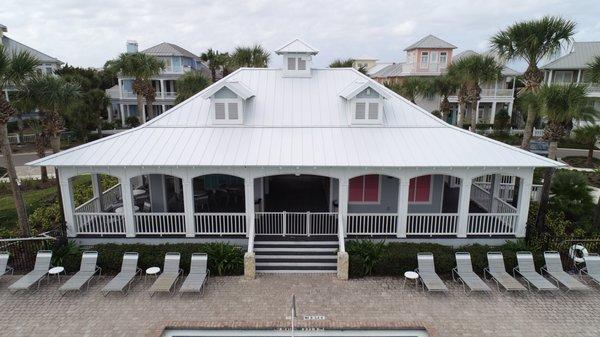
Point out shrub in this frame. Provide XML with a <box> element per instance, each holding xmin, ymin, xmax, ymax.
<box><xmin>493</xmin><ymin>109</ymin><xmax>510</xmax><ymax>131</ymax></box>
<box><xmin>431</xmin><ymin>110</ymin><xmax>441</xmax><ymax>118</ymax></box>
<box><xmin>58</xmin><ymin>242</ymin><xmax>244</xmax><ymax>276</ymax></box>
<box><xmin>550</xmin><ymin>170</ymin><xmax>593</xmax><ymax>222</ymax></box>
<box><xmin>29</xmin><ymin>202</ymin><xmax>62</xmax><ymax>233</ymax></box>
<box><xmin>125</xmin><ymin>116</ymin><xmax>140</xmax><ymax>127</ymax></box>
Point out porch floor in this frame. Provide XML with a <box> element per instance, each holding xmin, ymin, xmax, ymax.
<box><xmin>0</xmin><ymin>274</ymin><xmax>599</xmax><ymax>336</ymax></box>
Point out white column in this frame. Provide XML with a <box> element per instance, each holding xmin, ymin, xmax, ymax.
<box><xmin>106</xmin><ymin>106</ymin><xmax>113</xmax><ymax>123</ymax></box>
<box><xmin>474</xmin><ymin>102</ymin><xmax>480</xmax><ymax>125</ymax></box>
<box><xmin>489</xmin><ymin>174</ymin><xmax>501</xmax><ymax>212</ymax></box>
<box><xmin>182</xmin><ymin>177</ymin><xmax>195</xmax><ymax>237</ymax></box>
<box><xmin>515</xmin><ymin>173</ymin><xmax>533</xmax><ymax>237</ymax></box>
<box><xmin>91</xmin><ymin>173</ymin><xmax>103</xmax><ymax>211</ymax></box>
<box><xmin>58</xmin><ymin>172</ymin><xmax>76</xmax><ymax>237</ymax></box>
<box><xmin>576</xmin><ymin>69</ymin><xmax>582</xmax><ymax>83</ymax></box>
<box><xmin>118</xmin><ymin>79</ymin><xmax>123</xmax><ymax>99</ymax></box>
<box><xmin>119</xmin><ymin>175</ymin><xmax>136</xmax><ymax>237</ymax></box>
<box><xmin>490</xmin><ymin>102</ymin><xmax>497</xmax><ymax>124</ymax></box>
<box><xmin>141</xmin><ymin>104</ymin><xmax>147</xmax><ymax>124</ymax></box>
<box><xmin>160</xmin><ymin>80</ymin><xmax>166</xmax><ymax>98</ymax></box>
<box><xmin>457</xmin><ymin>176</ymin><xmax>472</xmax><ymax>238</ymax></box>
<box><xmin>338</xmin><ymin>178</ymin><xmax>349</xmax><ymax>238</ymax></box>
<box><xmin>119</xmin><ymin>104</ymin><xmax>126</xmax><ymax>127</ymax></box>
<box><xmin>396</xmin><ymin>179</ymin><xmax>410</xmax><ymax>238</ymax></box>
<box><xmin>244</xmin><ymin>177</ymin><xmax>255</xmax><ymax>250</ymax></box>
<box><xmin>507</xmin><ymin>101</ymin><xmax>514</xmax><ymax>117</ymax></box>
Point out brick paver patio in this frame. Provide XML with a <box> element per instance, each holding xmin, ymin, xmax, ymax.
<box><xmin>0</xmin><ymin>274</ymin><xmax>599</xmax><ymax>336</ymax></box>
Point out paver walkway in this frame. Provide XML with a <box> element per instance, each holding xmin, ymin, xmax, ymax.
<box><xmin>0</xmin><ymin>274</ymin><xmax>599</xmax><ymax>337</ymax></box>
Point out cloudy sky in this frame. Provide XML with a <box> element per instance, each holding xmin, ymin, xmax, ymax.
<box><xmin>2</xmin><ymin>0</ymin><xmax>599</xmax><ymax>70</ymax></box>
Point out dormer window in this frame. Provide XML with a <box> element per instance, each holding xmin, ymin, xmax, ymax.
<box><xmin>420</xmin><ymin>52</ymin><xmax>429</xmax><ymax>67</ymax></box>
<box><xmin>352</xmin><ymin>99</ymin><xmax>382</xmax><ymax>124</ymax></box>
<box><xmin>201</xmin><ymin>81</ymin><xmax>254</xmax><ymax>125</ymax></box>
<box><xmin>340</xmin><ymin>81</ymin><xmax>389</xmax><ymax>125</ymax></box>
<box><xmin>213</xmin><ymin>99</ymin><xmax>241</xmax><ymax>123</ymax></box>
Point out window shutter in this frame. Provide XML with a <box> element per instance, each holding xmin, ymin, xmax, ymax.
<box><xmin>215</xmin><ymin>102</ymin><xmax>226</xmax><ymax>119</ymax></box>
<box><xmin>228</xmin><ymin>102</ymin><xmax>238</xmax><ymax>120</ymax></box>
<box><xmin>368</xmin><ymin>102</ymin><xmax>379</xmax><ymax>119</ymax></box>
<box><xmin>349</xmin><ymin>176</ymin><xmax>364</xmax><ymax>202</ymax></box>
<box><xmin>297</xmin><ymin>58</ymin><xmax>306</xmax><ymax>70</ymax></box>
<box><xmin>287</xmin><ymin>57</ymin><xmax>296</xmax><ymax>70</ymax></box>
<box><xmin>355</xmin><ymin>102</ymin><xmax>366</xmax><ymax>119</ymax></box>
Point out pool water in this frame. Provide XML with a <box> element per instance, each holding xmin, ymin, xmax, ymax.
<box><xmin>162</xmin><ymin>329</ymin><xmax>429</xmax><ymax>337</ymax></box>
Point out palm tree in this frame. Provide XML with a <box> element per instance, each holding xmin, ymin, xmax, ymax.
<box><xmin>389</xmin><ymin>77</ymin><xmax>429</xmax><ymax>104</ymax></box>
<box><xmin>491</xmin><ymin>16</ymin><xmax>576</xmax><ymax>149</ymax></box>
<box><xmin>0</xmin><ymin>45</ymin><xmax>39</xmax><ymax>236</ymax></box>
<box><xmin>329</xmin><ymin>58</ymin><xmax>368</xmax><ymax>74</ymax></box>
<box><xmin>28</xmin><ymin>119</ymin><xmax>49</xmax><ymax>182</ymax></box>
<box><xmin>432</xmin><ymin>75</ymin><xmax>458</xmax><ymax>122</ymax></box>
<box><xmin>573</xmin><ymin>125</ymin><xmax>600</xmax><ymax>167</ymax></box>
<box><xmin>105</xmin><ymin>53</ymin><xmax>164</xmax><ymax>123</ymax></box>
<box><xmin>448</xmin><ymin>54</ymin><xmax>502</xmax><ymax>130</ymax></box>
<box><xmin>230</xmin><ymin>44</ymin><xmax>270</xmax><ymax>68</ymax></box>
<box><xmin>200</xmin><ymin>48</ymin><xmax>228</xmax><ymax>82</ymax></box>
<box><xmin>174</xmin><ymin>71</ymin><xmax>210</xmax><ymax>104</ymax></box>
<box><xmin>86</xmin><ymin>89</ymin><xmax>110</xmax><ymax>138</ymax></box>
<box><xmin>588</xmin><ymin>56</ymin><xmax>600</xmax><ymax>84</ymax></box>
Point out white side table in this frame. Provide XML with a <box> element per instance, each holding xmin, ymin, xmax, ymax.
<box><xmin>403</xmin><ymin>271</ymin><xmax>419</xmax><ymax>290</ymax></box>
<box><xmin>145</xmin><ymin>266</ymin><xmax>161</xmax><ymax>283</ymax></box>
<box><xmin>49</xmin><ymin>266</ymin><xmax>65</xmax><ymax>283</ymax></box>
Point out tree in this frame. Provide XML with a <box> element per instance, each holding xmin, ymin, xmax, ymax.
<box><xmin>0</xmin><ymin>45</ymin><xmax>40</xmax><ymax>236</ymax></box>
<box><xmin>200</xmin><ymin>48</ymin><xmax>228</xmax><ymax>82</ymax></box>
<box><xmin>86</xmin><ymin>89</ymin><xmax>110</xmax><ymax>138</ymax></box>
<box><xmin>28</xmin><ymin>119</ymin><xmax>49</xmax><ymax>182</ymax></box>
<box><xmin>550</xmin><ymin>170</ymin><xmax>593</xmax><ymax>223</ymax></box>
<box><xmin>389</xmin><ymin>77</ymin><xmax>429</xmax><ymax>104</ymax></box>
<box><xmin>329</xmin><ymin>58</ymin><xmax>367</xmax><ymax>74</ymax></box>
<box><xmin>573</xmin><ymin>124</ymin><xmax>600</xmax><ymax>167</ymax></box>
<box><xmin>174</xmin><ymin>71</ymin><xmax>210</xmax><ymax>104</ymax></box>
<box><xmin>448</xmin><ymin>54</ymin><xmax>502</xmax><ymax>130</ymax></box>
<box><xmin>588</xmin><ymin>56</ymin><xmax>600</xmax><ymax>84</ymax></box>
<box><xmin>105</xmin><ymin>53</ymin><xmax>164</xmax><ymax>123</ymax></box>
<box><xmin>491</xmin><ymin>16</ymin><xmax>576</xmax><ymax>149</ymax></box>
<box><xmin>432</xmin><ymin>75</ymin><xmax>457</xmax><ymax>122</ymax></box>
<box><xmin>230</xmin><ymin>44</ymin><xmax>270</xmax><ymax>68</ymax></box>
<box><xmin>493</xmin><ymin>109</ymin><xmax>511</xmax><ymax>132</ymax></box>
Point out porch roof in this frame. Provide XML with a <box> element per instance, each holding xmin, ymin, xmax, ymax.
<box><xmin>28</xmin><ymin>67</ymin><xmax>560</xmax><ymax>169</ymax></box>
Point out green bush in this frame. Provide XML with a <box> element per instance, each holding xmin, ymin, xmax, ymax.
<box><xmin>493</xmin><ymin>109</ymin><xmax>510</xmax><ymax>131</ymax></box>
<box><xmin>347</xmin><ymin>240</ymin><xmax>543</xmax><ymax>278</ymax></box>
<box><xmin>57</xmin><ymin>242</ymin><xmax>244</xmax><ymax>276</ymax></box>
<box><xmin>28</xmin><ymin>202</ymin><xmax>62</xmax><ymax>233</ymax></box>
<box><xmin>550</xmin><ymin>170</ymin><xmax>593</xmax><ymax>223</ymax></box>
<box><xmin>125</xmin><ymin>116</ymin><xmax>140</xmax><ymax>127</ymax></box>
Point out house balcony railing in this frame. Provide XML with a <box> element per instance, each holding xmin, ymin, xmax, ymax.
<box><xmin>407</xmin><ymin>213</ymin><xmax>458</xmax><ymax>236</ymax></box>
<box><xmin>346</xmin><ymin>213</ymin><xmax>397</xmax><ymax>236</ymax></box>
<box><xmin>120</xmin><ymin>91</ymin><xmax>177</xmax><ymax>100</ymax></box>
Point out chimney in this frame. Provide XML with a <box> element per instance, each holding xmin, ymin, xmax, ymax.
<box><xmin>0</xmin><ymin>24</ymin><xmax>7</xmax><ymax>44</ymax></box>
<box><xmin>126</xmin><ymin>40</ymin><xmax>138</xmax><ymax>53</ymax></box>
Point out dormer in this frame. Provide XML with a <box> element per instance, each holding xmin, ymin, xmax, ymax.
<box><xmin>339</xmin><ymin>81</ymin><xmax>390</xmax><ymax>125</ymax></box>
<box><xmin>276</xmin><ymin>39</ymin><xmax>319</xmax><ymax>78</ymax></box>
<box><xmin>201</xmin><ymin>81</ymin><xmax>254</xmax><ymax>125</ymax></box>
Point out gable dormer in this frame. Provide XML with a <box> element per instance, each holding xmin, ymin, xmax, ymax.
<box><xmin>201</xmin><ymin>81</ymin><xmax>254</xmax><ymax>125</ymax></box>
<box><xmin>276</xmin><ymin>39</ymin><xmax>319</xmax><ymax>78</ymax></box>
<box><xmin>339</xmin><ymin>81</ymin><xmax>390</xmax><ymax>125</ymax></box>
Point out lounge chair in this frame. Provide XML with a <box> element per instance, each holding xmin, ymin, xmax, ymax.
<box><xmin>8</xmin><ymin>250</ymin><xmax>52</xmax><ymax>292</ymax></box>
<box><xmin>580</xmin><ymin>253</ymin><xmax>600</xmax><ymax>286</ymax></box>
<box><xmin>452</xmin><ymin>252</ymin><xmax>491</xmax><ymax>293</ymax></box>
<box><xmin>513</xmin><ymin>251</ymin><xmax>558</xmax><ymax>292</ymax></box>
<box><xmin>59</xmin><ymin>251</ymin><xmax>102</xmax><ymax>295</ymax></box>
<box><xmin>101</xmin><ymin>252</ymin><xmax>141</xmax><ymax>296</ymax></box>
<box><xmin>148</xmin><ymin>252</ymin><xmax>182</xmax><ymax>296</ymax></box>
<box><xmin>415</xmin><ymin>253</ymin><xmax>447</xmax><ymax>292</ymax></box>
<box><xmin>541</xmin><ymin>251</ymin><xmax>589</xmax><ymax>291</ymax></box>
<box><xmin>483</xmin><ymin>252</ymin><xmax>527</xmax><ymax>291</ymax></box>
<box><xmin>0</xmin><ymin>251</ymin><xmax>14</xmax><ymax>278</ymax></box>
<box><xmin>180</xmin><ymin>253</ymin><xmax>210</xmax><ymax>295</ymax></box>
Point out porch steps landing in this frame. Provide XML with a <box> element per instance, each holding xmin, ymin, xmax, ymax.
<box><xmin>254</xmin><ymin>237</ymin><xmax>338</xmax><ymax>274</ymax></box>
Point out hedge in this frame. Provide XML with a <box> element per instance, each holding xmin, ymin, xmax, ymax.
<box><xmin>55</xmin><ymin>242</ymin><xmax>244</xmax><ymax>276</ymax></box>
<box><xmin>347</xmin><ymin>240</ymin><xmax>544</xmax><ymax>278</ymax></box>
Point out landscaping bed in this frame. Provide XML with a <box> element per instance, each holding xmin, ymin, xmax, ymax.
<box><xmin>562</xmin><ymin>156</ymin><xmax>600</xmax><ymax>169</ymax></box>
<box><xmin>581</xmin><ymin>171</ymin><xmax>600</xmax><ymax>188</ymax></box>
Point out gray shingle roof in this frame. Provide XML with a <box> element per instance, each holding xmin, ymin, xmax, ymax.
<box><xmin>1</xmin><ymin>35</ymin><xmax>62</xmax><ymax>64</ymax></box>
<box><xmin>542</xmin><ymin>42</ymin><xmax>600</xmax><ymax>70</ymax></box>
<box><xmin>141</xmin><ymin>42</ymin><xmax>199</xmax><ymax>60</ymax></box>
<box><xmin>404</xmin><ymin>35</ymin><xmax>457</xmax><ymax>51</ymax></box>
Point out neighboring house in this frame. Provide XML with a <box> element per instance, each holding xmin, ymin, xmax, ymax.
<box><xmin>106</xmin><ymin>41</ymin><xmax>210</xmax><ymax>126</ymax></box>
<box><xmin>0</xmin><ymin>24</ymin><xmax>63</xmax><ymax>120</ymax></box>
<box><xmin>29</xmin><ymin>39</ymin><xmax>559</xmax><ymax>277</ymax></box>
<box><xmin>362</xmin><ymin>35</ymin><xmax>519</xmax><ymax>124</ymax></box>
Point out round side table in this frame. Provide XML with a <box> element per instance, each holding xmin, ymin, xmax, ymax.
<box><xmin>49</xmin><ymin>266</ymin><xmax>65</xmax><ymax>283</ymax></box>
<box><xmin>403</xmin><ymin>271</ymin><xmax>419</xmax><ymax>290</ymax></box>
<box><xmin>145</xmin><ymin>266</ymin><xmax>161</xmax><ymax>283</ymax></box>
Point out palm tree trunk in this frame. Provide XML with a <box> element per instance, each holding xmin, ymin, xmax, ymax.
<box><xmin>548</xmin><ymin>141</ymin><xmax>558</xmax><ymax>161</ymax></box>
<box><xmin>536</xmin><ymin>140</ymin><xmax>558</xmax><ymax>234</ymax></box>
<box><xmin>458</xmin><ymin>101</ymin><xmax>466</xmax><ymax>128</ymax></box>
<box><xmin>470</xmin><ymin>100</ymin><xmax>478</xmax><ymax>132</ymax></box>
<box><xmin>146</xmin><ymin>102</ymin><xmax>154</xmax><ymax>121</ymax></box>
<box><xmin>16</xmin><ymin>115</ymin><xmax>24</xmax><ymax>143</ymax></box>
<box><xmin>0</xmin><ymin>123</ymin><xmax>30</xmax><ymax>236</ymax></box>
<box><xmin>587</xmin><ymin>143</ymin><xmax>594</xmax><ymax>167</ymax></box>
<box><xmin>40</xmin><ymin>166</ymin><xmax>48</xmax><ymax>183</ymax></box>
<box><xmin>136</xmin><ymin>94</ymin><xmax>145</xmax><ymax>124</ymax></box>
<box><xmin>594</xmin><ymin>196</ymin><xmax>600</xmax><ymax>229</ymax></box>
<box><xmin>520</xmin><ymin>104</ymin><xmax>536</xmax><ymax>150</ymax></box>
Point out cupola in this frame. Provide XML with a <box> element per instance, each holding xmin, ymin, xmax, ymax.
<box><xmin>275</xmin><ymin>39</ymin><xmax>319</xmax><ymax>78</ymax></box>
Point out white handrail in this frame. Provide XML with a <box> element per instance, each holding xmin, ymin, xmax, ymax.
<box><xmin>406</xmin><ymin>213</ymin><xmax>458</xmax><ymax>235</ymax></box>
<box><xmin>254</xmin><ymin>212</ymin><xmax>338</xmax><ymax>236</ymax></box>
<box><xmin>346</xmin><ymin>213</ymin><xmax>397</xmax><ymax>235</ymax></box>
<box><xmin>468</xmin><ymin>213</ymin><xmax>518</xmax><ymax>235</ymax></box>
<box><xmin>134</xmin><ymin>213</ymin><xmax>186</xmax><ymax>235</ymax></box>
<box><xmin>75</xmin><ymin>212</ymin><xmax>125</xmax><ymax>234</ymax></box>
<box><xmin>194</xmin><ymin>213</ymin><xmax>246</xmax><ymax>235</ymax></box>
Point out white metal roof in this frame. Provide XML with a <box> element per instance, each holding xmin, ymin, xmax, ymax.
<box><xmin>29</xmin><ymin>67</ymin><xmax>559</xmax><ymax>169</ymax></box>
<box><xmin>275</xmin><ymin>39</ymin><xmax>319</xmax><ymax>55</ymax></box>
<box><xmin>542</xmin><ymin>42</ymin><xmax>600</xmax><ymax>70</ymax></box>
<box><xmin>404</xmin><ymin>35</ymin><xmax>457</xmax><ymax>51</ymax></box>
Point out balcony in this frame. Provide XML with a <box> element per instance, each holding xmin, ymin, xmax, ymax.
<box><xmin>449</xmin><ymin>87</ymin><xmax>514</xmax><ymax>102</ymax></box>
<box><xmin>119</xmin><ymin>91</ymin><xmax>177</xmax><ymax>100</ymax></box>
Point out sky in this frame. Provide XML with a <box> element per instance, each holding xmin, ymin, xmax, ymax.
<box><xmin>2</xmin><ymin>0</ymin><xmax>600</xmax><ymax>71</ymax></box>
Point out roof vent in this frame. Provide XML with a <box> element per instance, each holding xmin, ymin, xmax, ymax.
<box><xmin>275</xmin><ymin>39</ymin><xmax>319</xmax><ymax>78</ymax></box>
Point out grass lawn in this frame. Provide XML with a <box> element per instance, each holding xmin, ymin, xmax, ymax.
<box><xmin>562</xmin><ymin>156</ymin><xmax>600</xmax><ymax>169</ymax></box>
<box><xmin>0</xmin><ymin>186</ymin><xmax>58</xmax><ymax>234</ymax></box>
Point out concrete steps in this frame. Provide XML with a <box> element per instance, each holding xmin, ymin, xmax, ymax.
<box><xmin>254</xmin><ymin>239</ymin><xmax>338</xmax><ymax>274</ymax></box>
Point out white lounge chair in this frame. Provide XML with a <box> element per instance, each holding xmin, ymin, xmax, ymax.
<box><xmin>416</xmin><ymin>253</ymin><xmax>447</xmax><ymax>292</ymax></box>
<box><xmin>8</xmin><ymin>250</ymin><xmax>52</xmax><ymax>292</ymax></box>
<box><xmin>148</xmin><ymin>252</ymin><xmax>183</xmax><ymax>297</ymax></box>
<box><xmin>513</xmin><ymin>251</ymin><xmax>558</xmax><ymax>292</ymax></box>
<box><xmin>101</xmin><ymin>252</ymin><xmax>141</xmax><ymax>296</ymax></box>
<box><xmin>452</xmin><ymin>252</ymin><xmax>492</xmax><ymax>293</ymax></box>
<box><xmin>0</xmin><ymin>251</ymin><xmax>14</xmax><ymax>278</ymax></box>
<box><xmin>483</xmin><ymin>252</ymin><xmax>527</xmax><ymax>291</ymax></box>
<box><xmin>59</xmin><ymin>251</ymin><xmax>102</xmax><ymax>295</ymax></box>
<box><xmin>180</xmin><ymin>253</ymin><xmax>209</xmax><ymax>295</ymax></box>
<box><xmin>580</xmin><ymin>253</ymin><xmax>600</xmax><ymax>286</ymax></box>
<box><xmin>541</xmin><ymin>251</ymin><xmax>589</xmax><ymax>291</ymax></box>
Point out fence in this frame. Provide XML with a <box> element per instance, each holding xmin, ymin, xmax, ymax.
<box><xmin>0</xmin><ymin>233</ymin><xmax>56</xmax><ymax>271</ymax></box>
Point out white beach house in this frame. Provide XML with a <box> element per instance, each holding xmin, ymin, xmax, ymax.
<box><xmin>29</xmin><ymin>39</ymin><xmax>560</xmax><ymax>278</ymax></box>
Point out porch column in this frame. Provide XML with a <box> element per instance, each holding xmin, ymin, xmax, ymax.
<box><xmin>244</xmin><ymin>178</ymin><xmax>255</xmax><ymax>247</ymax></box>
<box><xmin>474</xmin><ymin>102</ymin><xmax>480</xmax><ymax>125</ymax></box>
<box><xmin>489</xmin><ymin>174</ymin><xmax>501</xmax><ymax>212</ymax></box>
<box><xmin>457</xmin><ymin>176</ymin><xmax>472</xmax><ymax>238</ymax></box>
<box><xmin>338</xmin><ymin>178</ymin><xmax>349</xmax><ymax>238</ymax></box>
<box><xmin>490</xmin><ymin>102</ymin><xmax>497</xmax><ymax>124</ymax></box>
<box><xmin>58</xmin><ymin>172</ymin><xmax>76</xmax><ymax>237</ymax></box>
<box><xmin>396</xmin><ymin>179</ymin><xmax>410</xmax><ymax>238</ymax></box>
<box><xmin>515</xmin><ymin>173</ymin><xmax>533</xmax><ymax>237</ymax></box>
<box><xmin>160</xmin><ymin>80</ymin><xmax>165</xmax><ymax>99</ymax></box>
<box><xmin>119</xmin><ymin>104</ymin><xmax>126</xmax><ymax>127</ymax></box>
<box><xmin>91</xmin><ymin>173</ymin><xmax>103</xmax><ymax>211</ymax></box>
<box><xmin>119</xmin><ymin>175</ymin><xmax>136</xmax><ymax>237</ymax></box>
<box><xmin>182</xmin><ymin>177</ymin><xmax>195</xmax><ymax>237</ymax></box>
<box><xmin>507</xmin><ymin>101</ymin><xmax>514</xmax><ymax>116</ymax></box>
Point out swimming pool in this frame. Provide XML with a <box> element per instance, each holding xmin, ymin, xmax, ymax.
<box><xmin>161</xmin><ymin>329</ymin><xmax>429</xmax><ymax>337</ymax></box>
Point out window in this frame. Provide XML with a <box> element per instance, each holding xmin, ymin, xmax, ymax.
<box><xmin>368</xmin><ymin>102</ymin><xmax>379</xmax><ymax>119</ymax></box>
<box><xmin>439</xmin><ymin>52</ymin><xmax>448</xmax><ymax>65</ymax></box>
<box><xmin>431</xmin><ymin>51</ymin><xmax>438</xmax><ymax>63</ymax></box>
<box><xmin>213</xmin><ymin>100</ymin><xmax>241</xmax><ymax>123</ymax></box>
<box><xmin>553</xmin><ymin>71</ymin><xmax>574</xmax><ymax>83</ymax></box>
<box><xmin>353</xmin><ymin>100</ymin><xmax>381</xmax><ymax>123</ymax></box>
<box><xmin>298</xmin><ymin>58</ymin><xmax>307</xmax><ymax>70</ymax></box>
<box><xmin>420</xmin><ymin>52</ymin><xmax>429</xmax><ymax>67</ymax></box>
<box><xmin>355</xmin><ymin>102</ymin><xmax>366</xmax><ymax>119</ymax></box>
<box><xmin>408</xmin><ymin>175</ymin><xmax>432</xmax><ymax>203</ymax></box>
<box><xmin>287</xmin><ymin>57</ymin><xmax>296</xmax><ymax>70</ymax></box>
<box><xmin>349</xmin><ymin>175</ymin><xmax>380</xmax><ymax>203</ymax></box>
<box><xmin>215</xmin><ymin>102</ymin><xmax>226</xmax><ymax>120</ymax></box>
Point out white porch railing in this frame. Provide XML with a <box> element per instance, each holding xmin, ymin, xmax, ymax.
<box><xmin>467</xmin><ymin>213</ymin><xmax>518</xmax><ymax>235</ymax></box>
<box><xmin>471</xmin><ymin>183</ymin><xmax>492</xmax><ymax>211</ymax></box>
<box><xmin>254</xmin><ymin>212</ymin><xmax>338</xmax><ymax>236</ymax></box>
<box><xmin>134</xmin><ymin>213</ymin><xmax>186</xmax><ymax>235</ymax></box>
<box><xmin>74</xmin><ymin>198</ymin><xmax>99</xmax><ymax>213</ymax></box>
<box><xmin>75</xmin><ymin>213</ymin><xmax>125</xmax><ymax>235</ymax></box>
<box><xmin>407</xmin><ymin>213</ymin><xmax>458</xmax><ymax>236</ymax></box>
<box><xmin>494</xmin><ymin>198</ymin><xmax>518</xmax><ymax>214</ymax></box>
<box><xmin>346</xmin><ymin>213</ymin><xmax>397</xmax><ymax>235</ymax></box>
<box><xmin>194</xmin><ymin>213</ymin><xmax>246</xmax><ymax>235</ymax></box>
